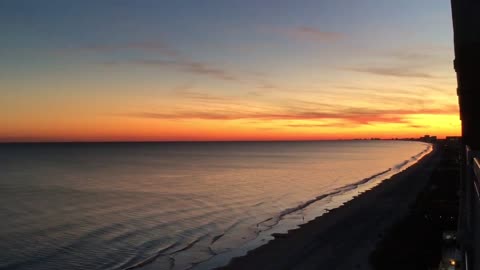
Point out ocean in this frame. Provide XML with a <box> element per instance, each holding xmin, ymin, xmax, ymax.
<box><xmin>0</xmin><ymin>140</ymin><xmax>431</xmax><ymax>270</ymax></box>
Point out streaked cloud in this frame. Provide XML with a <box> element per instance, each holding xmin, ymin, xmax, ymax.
<box><xmin>280</xmin><ymin>26</ymin><xmax>344</xmax><ymax>42</ymax></box>
<box><xmin>72</xmin><ymin>41</ymin><xmax>179</xmax><ymax>57</ymax></box>
<box><xmin>345</xmin><ymin>66</ymin><xmax>435</xmax><ymax>78</ymax></box>
<box><xmin>172</xmin><ymin>89</ymin><xmax>231</xmax><ymax>103</ymax></box>
<box><xmin>408</xmin><ymin>124</ymin><xmax>430</xmax><ymax>129</ymax></box>
<box><xmin>1</xmin><ymin>1</ymin><xmax>460</xmax><ymax>141</ymax></box>
<box><xmin>105</xmin><ymin>59</ymin><xmax>239</xmax><ymax>82</ymax></box>
<box><xmin>284</xmin><ymin>123</ymin><xmax>352</xmax><ymax>128</ymax></box>
<box><xmin>133</xmin><ymin>60</ymin><xmax>240</xmax><ymax>82</ymax></box>
<box><xmin>416</xmin><ymin>84</ymin><xmax>454</xmax><ymax>93</ymax></box>
<box><xmin>344</xmin><ymin>48</ymin><xmax>450</xmax><ymax>79</ymax></box>
<box><xmin>77</xmin><ymin>39</ymin><xmax>239</xmax><ymax>82</ymax></box>
<box><xmin>390</xmin><ymin>52</ymin><xmax>434</xmax><ymax>63</ymax></box>
<box><xmin>125</xmin><ymin>105</ymin><xmax>458</xmax><ymax>126</ymax></box>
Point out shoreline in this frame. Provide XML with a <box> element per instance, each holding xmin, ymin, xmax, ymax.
<box><xmin>215</xmin><ymin>143</ymin><xmax>440</xmax><ymax>270</ymax></box>
<box><xmin>370</xmin><ymin>140</ymin><xmax>459</xmax><ymax>268</ymax></box>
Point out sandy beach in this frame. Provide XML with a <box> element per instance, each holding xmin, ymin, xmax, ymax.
<box><xmin>220</xmin><ymin>144</ymin><xmax>441</xmax><ymax>270</ymax></box>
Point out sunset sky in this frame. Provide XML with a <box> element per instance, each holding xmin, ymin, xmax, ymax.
<box><xmin>1</xmin><ymin>0</ymin><xmax>460</xmax><ymax>142</ymax></box>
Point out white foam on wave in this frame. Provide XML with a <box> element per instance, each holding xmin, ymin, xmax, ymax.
<box><xmin>191</xmin><ymin>143</ymin><xmax>433</xmax><ymax>270</ymax></box>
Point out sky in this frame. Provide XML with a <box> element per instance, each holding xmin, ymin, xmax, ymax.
<box><xmin>0</xmin><ymin>0</ymin><xmax>460</xmax><ymax>142</ymax></box>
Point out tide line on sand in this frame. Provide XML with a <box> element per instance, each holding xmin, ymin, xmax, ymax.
<box><xmin>216</xmin><ymin>143</ymin><xmax>438</xmax><ymax>270</ymax></box>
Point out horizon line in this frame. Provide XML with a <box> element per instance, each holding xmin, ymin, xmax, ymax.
<box><xmin>0</xmin><ymin>138</ymin><xmax>439</xmax><ymax>144</ymax></box>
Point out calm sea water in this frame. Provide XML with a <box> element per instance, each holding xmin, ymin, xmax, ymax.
<box><xmin>0</xmin><ymin>141</ymin><xmax>431</xmax><ymax>270</ymax></box>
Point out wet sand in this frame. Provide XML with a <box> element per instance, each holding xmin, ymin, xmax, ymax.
<box><xmin>219</xmin><ymin>144</ymin><xmax>440</xmax><ymax>270</ymax></box>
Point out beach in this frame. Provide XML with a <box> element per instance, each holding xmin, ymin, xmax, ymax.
<box><xmin>220</xmin><ymin>143</ymin><xmax>440</xmax><ymax>270</ymax></box>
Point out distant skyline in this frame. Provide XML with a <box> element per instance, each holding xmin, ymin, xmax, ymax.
<box><xmin>1</xmin><ymin>0</ymin><xmax>460</xmax><ymax>142</ymax></box>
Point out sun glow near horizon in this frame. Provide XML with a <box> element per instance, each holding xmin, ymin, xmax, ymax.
<box><xmin>0</xmin><ymin>1</ymin><xmax>461</xmax><ymax>142</ymax></box>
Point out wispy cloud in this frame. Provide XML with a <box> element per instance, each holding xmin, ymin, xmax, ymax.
<box><xmin>408</xmin><ymin>124</ymin><xmax>430</xmax><ymax>129</ymax></box>
<box><xmin>345</xmin><ymin>66</ymin><xmax>435</xmax><ymax>78</ymax></box>
<box><xmin>78</xmin><ymin>39</ymin><xmax>241</xmax><ymax>82</ymax></box>
<box><xmin>73</xmin><ymin>41</ymin><xmax>179</xmax><ymax>57</ymax></box>
<box><xmin>344</xmin><ymin>48</ymin><xmax>450</xmax><ymax>79</ymax></box>
<box><xmin>146</xmin><ymin>59</ymin><xmax>236</xmax><ymax>81</ymax></box>
<box><xmin>180</xmin><ymin>61</ymin><xmax>238</xmax><ymax>81</ymax></box>
<box><xmin>280</xmin><ymin>26</ymin><xmax>344</xmax><ymax>42</ymax></box>
<box><xmin>389</xmin><ymin>51</ymin><xmax>437</xmax><ymax>62</ymax></box>
<box><xmin>125</xmin><ymin>105</ymin><xmax>458</xmax><ymax>126</ymax></box>
<box><xmin>416</xmin><ymin>84</ymin><xmax>454</xmax><ymax>94</ymax></box>
<box><xmin>104</xmin><ymin>58</ymin><xmax>239</xmax><ymax>82</ymax></box>
<box><xmin>284</xmin><ymin>123</ymin><xmax>352</xmax><ymax>128</ymax></box>
<box><xmin>173</xmin><ymin>89</ymin><xmax>231</xmax><ymax>103</ymax></box>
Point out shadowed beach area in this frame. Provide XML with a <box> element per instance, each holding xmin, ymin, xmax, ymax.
<box><xmin>220</xmin><ymin>142</ymin><xmax>444</xmax><ymax>270</ymax></box>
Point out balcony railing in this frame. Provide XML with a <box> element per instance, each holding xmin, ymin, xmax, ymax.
<box><xmin>460</xmin><ymin>147</ymin><xmax>480</xmax><ymax>270</ymax></box>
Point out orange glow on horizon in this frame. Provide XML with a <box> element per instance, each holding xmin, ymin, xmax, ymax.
<box><xmin>1</xmin><ymin>111</ymin><xmax>461</xmax><ymax>142</ymax></box>
<box><xmin>0</xmin><ymin>1</ymin><xmax>460</xmax><ymax>143</ymax></box>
